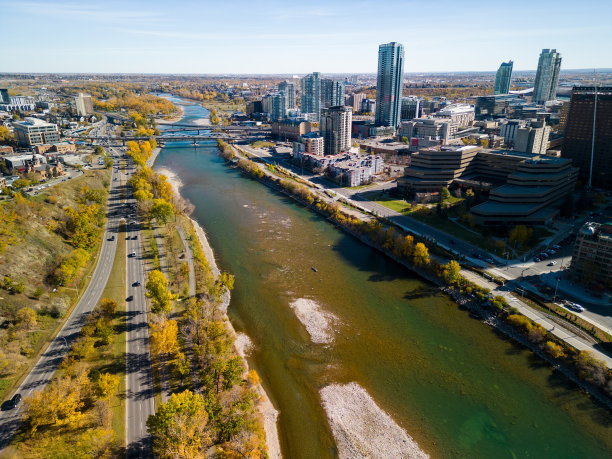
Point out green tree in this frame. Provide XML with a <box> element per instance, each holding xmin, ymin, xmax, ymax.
<box><xmin>147</xmin><ymin>390</ymin><xmax>212</xmax><ymax>458</ymax></box>
<box><xmin>150</xmin><ymin>198</ymin><xmax>174</xmax><ymax>224</ymax></box>
<box><xmin>146</xmin><ymin>270</ymin><xmax>178</xmax><ymax>314</ymax></box>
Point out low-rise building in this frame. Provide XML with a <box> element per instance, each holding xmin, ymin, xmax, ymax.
<box><xmin>271</xmin><ymin>119</ymin><xmax>311</xmax><ymax>141</ymax></box>
<box><xmin>432</xmin><ymin>103</ymin><xmax>475</xmax><ymax>127</ymax></box>
<box><xmin>13</xmin><ymin>117</ymin><xmax>60</xmax><ymax>147</ymax></box>
<box><xmin>293</xmin><ymin>132</ymin><xmax>324</xmax><ymax>156</ymax></box>
<box><xmin>470</xmin><ymin>156</ymin><xmax>578</xmax><ymax>225</ymax></box>
<box><xmin>3</xmin><ymin>154</ymin><xmax>47</xmax><ymax>172</ymax></box>
<box><xmin>570</xmin><ymin>222</ymin><xmax>612</xmax><ymax>289</ymax></box>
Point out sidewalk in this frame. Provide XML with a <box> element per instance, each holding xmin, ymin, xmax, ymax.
<box><xmin>461</xmin><ymin>269</ymin><xmax>612</xmax><ymax>368</ymax></box>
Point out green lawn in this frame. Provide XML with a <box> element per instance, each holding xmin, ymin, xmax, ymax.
<box><xmin>101</xmin><ymin>222</ymin><xmax>127</xmax><ymax>447</ymax></box>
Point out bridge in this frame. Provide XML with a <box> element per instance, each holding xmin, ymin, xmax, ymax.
<box><xmin>75</xmin><ymin>132</ymin><xmax>269</xmax><ymax>146</ymax></box>
<box><xmin>158</xmin><ymin>124</ymin><xmax>269</xmax><ymax>134</ymax></box>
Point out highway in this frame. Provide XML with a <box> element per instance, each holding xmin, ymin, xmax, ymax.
<box><xmin>121</xmin><ymin>153</ymin><xmax>155</xmax><ymax>458</ymax></box>
<box><xmin>0</xmin><ymin>148</ymin><xmax>125</xmax><ymax>450</ymax></box>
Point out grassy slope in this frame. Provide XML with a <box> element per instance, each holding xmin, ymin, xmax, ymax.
<box><xmin>0</xmin><ymin>169</ymin><xmax>110</xmax><ymax>401</ymax></box>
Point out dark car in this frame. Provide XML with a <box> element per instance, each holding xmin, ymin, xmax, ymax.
<box><xmin>1</xmin><ymin>393</ymin><xmax>22</xmax><ymax>411</ymax></box>
<box><xmin>132</xmin><ymin>235</ymin><xmax>138</xmax><ymax>240</ymax></box>
<box><xmin>108</xmin><ymin>235</ymin><xmax>115</xmax><ymax>241</ymax></box>
<box><xmin>132</xmin><ymin>281</ymin><xmax>141</xmax><ymax>287</ymax></box>
<box><xmin>126</xmin><ymin>295</ymin><xmax>134</xmax><ymax>302</ymax></box>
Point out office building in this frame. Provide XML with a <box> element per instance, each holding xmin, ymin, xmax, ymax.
<box><xmin>432</xmin><ymin>103</ymin><xmax>475</xmax><ymax>127</ymax></box>
<box><xmin>398</xmin><ymin>145</ymin><xmax>578</xmax><ymax>224</ymax></box>
<box><xmin>514</xmin><ymin>121</ymin><xmax>550</xmax><ymax>155</ymax></box>
<box><xmin>320</xmin><ymin>106</ymin><xmax>352</xmax><ymax>156</ymax></box>
<box><xmin>321</xmin><ymin>79</ymin><xmax>345</xmax><ymax>109</ymax></box>
<box><xmin>500</xmin><ymin>119</ymin><xmax>527</xmax><ymax>145</ymax></box>
<box><xmin>401</xmin><ymin>97</ymin><xmax>421</xmax><ymax>121</ymax></box>
<box><xmin>570</xmin><ymin>222</ymin><xmax>612</xmax><ymax>288</ymax></box>
<box><xmin>562</xmin><ymin>86</ymin><xmax>612</xmax><ymax>189</ymax></box>
<box><xmin>278</xmin><ymin>81</ymin><xmax>297</xmax><ymax>110</ymax></box>
<box><xmin>399</xmin><ymin>118</ymin><xmax>451</xmax><ymax>143</ymax></box>
<box><xmin>75</xmin><ymin>93</ymin><xmax>93</xmax><ymax>116</ymax></box>
<box><xmin>0</xmin><ymin>89</ymin><xmax>9</xmax><ymax>104</ymax></box>
<box><xmin>13</xmin><ymin>117</ymin><xmax>60</xmax><ymax>147</ymax></box>
<box><xmin>533</xmin><ymin>49</ymin><xmax>562</xmax><ymax>104</ymax></box>
<box><xmin>350</xmin><ymin>93</ymin><xmax>366</xmax><ymax>113</ymax></box>
<box><xmin>246</xmin><ymin>100</ymin><xmax>263</xmax><ymax>115</ymax></box>
<box><xmin>300</xmin><ymin>72</ymin><xmax>321</xmax><ymax>120</ymax></box>
<box><xmin>494</xmin><ymin>61</ymin><xmax>513</xmax><ymax>95</ymax></box>
<box><xmin>375</xmin><ymin>42</ymin><xmax>404</xmax><ymax>128</ymax></box>
<box><xmin>470</xmin><ymin>156</ymin><xmax>577</xmax><ymax>225</ymax></box>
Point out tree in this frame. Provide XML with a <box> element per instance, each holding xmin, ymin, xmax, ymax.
<box><xmin>173</xmin><ymin>352</ymin><xmax>191</xmax><ymax>385</ymax></box>
<box><xmin>100</xmin><ymin>297</ymin><xmax>118</xmax><ymax>317</ymax></box>
<box><xmin>412</xmin><ymin>242</ymin><xmax>429</xmax><ymax>266</ymax></box>
<box><xmin>543</xmin><ymin>341</ymin><xmax>565</xmax><ymax>359</ymax></box>
<box><xmin>12</xmin><ymin>178</ymin><xmax>30</xmax><ymax>189</ymax></box>
<box><xmin>439</xmin><ymin>187</ymin><xmax>451</xmax><ymax>202</ymax></box>
<box><xmin>58</xmin><ymin>248</ymin><xmax>90</xmax><ymax>284</ymax></box>
<box><xmin>96</xmin><ymin>373</ymin><xmax>120</xmax><ymax>400</ymax></box>
<box><xmin>147</xmin><ymin>390</ymin><xmax>212</xmax><ymax>458</ymax></box>
<box><xmin>150</xmin><ymin>198</ymin><xmax>174</xmax><ymax>224</ymax></box>
<box><xmin>146</xmin><ymin>270</ymin><xmax>178</xmax><ymax>314</ymax></box>
<box><xmin>16</xmin><ymin>307</ymin><xmax>37</xmax><ymax>330</ymax></box>
<box><xmin>443</xmin><ymin>260</ymin><xmax>461</xmax><ymax>284</ymax></box>
<box><xmin>150</xmin><ymin>319</ymin><xmax>179</xmax><ymax>358</ymax></box>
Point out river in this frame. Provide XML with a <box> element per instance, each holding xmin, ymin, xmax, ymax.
<box><xmin>154</xmin><ymin>95</ymin><xmax>612</xmax><ymax>458</ymax></box>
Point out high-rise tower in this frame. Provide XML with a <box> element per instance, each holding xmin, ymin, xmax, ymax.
<box><xmin>494</xmin><ymin>61</ymin><xmax>513</xmax><ymax>95</ymax></box>
<box><xmin>533</xmin><ymin>49</ymin><xmax>562</xmax><ymax>104</ymax></box>
<box><xmin>278</xmin><ymin>81</ymin><xmax>297</xmax><ymax>110</ymax></box>
<box><xmin>375</xmin><ymin>42</ymin><xmax>404</xmax><ymax>128</ymax></box>
<box><xmin>300</xmin><ymin>72</ymin><xmax>321</xmax><ymax>120</ymax></box>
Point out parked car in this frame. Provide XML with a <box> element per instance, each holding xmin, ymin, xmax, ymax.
<box><xmin>552</xmin><ymin>245</ymin><xmax>561</xmax><ymax>250</ymax></box>
<box><xmin>534</xmin><ymin>257</ymin><xmax>541</xmax><ymax>262</ymax></box>
<box><xmin>568</xmin><ymin>303</ymin><xmax>585</xmax><ymax>312</ymax></box>
<box><xmin>547</xmin><ymin>261</ymin><xmax>557</xmax><ymax>266</ymax></box>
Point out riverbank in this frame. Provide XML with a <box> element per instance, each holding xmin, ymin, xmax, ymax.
<box><xmin>156</xmin><ymin>167</ymin><xmax>282</xmax><ymax>458</ymax></box>
<box><xmin>159</xmin><ymin>103</ymin><xmax>185</xmax><ymax>124</ymax></box>
<box><xmin>220</xmin><ymin>142</ymin><xmax>612</xmax><ymax>412</ymax></box>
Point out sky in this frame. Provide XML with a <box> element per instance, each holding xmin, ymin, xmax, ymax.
<box><xmin>1</xmin><ymin>0</ymin><xmax>611</xmax><ymax>74</ymax></box>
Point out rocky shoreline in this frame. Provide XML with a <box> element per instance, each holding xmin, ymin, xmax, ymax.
<box><xmin>156</xmin><ymin>167</ymin><xmax>282</xmax><ymax>458</ymax></box>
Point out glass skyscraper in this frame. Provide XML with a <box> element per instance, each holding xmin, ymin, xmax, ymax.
<box><xmin>321</xmin><ymin>79</ymin><xmax>345</xmax><ymax>109</ymax></box>
<box><xmin>533</xmin><ymin>49</ymin><xmax>562</xmax><ymax>104</ymax></box>
<box><xmin>278</xmin><ymin>81</ymin><xmax>297</xmax><ymax>110</ymax></box>
<box><xmin>494</xmin><ymin>60</ymin><xmax>513</xmax><ymax>95</ymax></box>
<box><xmin>375</xmin><ymin>42</ymin><xmax>404</xmax><ymax>128</ymax></box>
<box><xmin>300</xmin><ymin>72</ymin><xmax>321</xmax><ymax>120</ymax></box>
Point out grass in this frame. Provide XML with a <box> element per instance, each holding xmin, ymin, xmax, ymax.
<box><xmin>100</xmin><ymin>222</ymin><xmax>127</xmax><ymax>447</ymax></box>
<box><xmin>250</xmin><ymin>140</ymin><xmax>275</xmax><ymax>149</ymax></box>
<box><xmin>204</xmin><ymin>100</ymin><xmax>246</xmax><ymax>114</ymax></box>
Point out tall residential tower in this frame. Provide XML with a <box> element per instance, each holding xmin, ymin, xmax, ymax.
<box><xmin>320</xmin><ymin>106</ymin><xmax>352</xmax><ymax>156</ymax></box>
<box><xmin>375</xmin><ymin>42</ymin><xmax>404</xmax><ymax>128</ymax></box>
<box><xmin>494</xmin><ymin>61</ymin><xmax>513</xmax><ymax>95</ymax></box>
<box><xmin>300</xmin><ymin>72</ymin><xmax>321</xmax><ymax>120</ymax></box>
<box><xmin>278</xmin><ymin>81</ymin><xmax>297</xmax><ymax>110</ymax></box>
<box><xmin>533</xmin><ymin>49</ymin><xmax>562</xmax><ymax>104</ymax></box>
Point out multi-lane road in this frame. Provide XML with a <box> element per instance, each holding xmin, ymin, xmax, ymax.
<box><xmin>119</xmin><ymin>152</ymin><xmax>156</xmax><ymax>458</ymax></box>
<box><xmin>0</xmin><ymin>149</ymin><xmax>125</xmax><ymax>449</ymax></box>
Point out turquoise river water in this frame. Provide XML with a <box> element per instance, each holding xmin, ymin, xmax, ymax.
<box><xmin>155</xmin><ymin>96</ymin><xmax>612</xmax><ymax>458</ymax></box>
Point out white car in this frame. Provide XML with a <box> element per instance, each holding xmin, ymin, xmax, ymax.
<box><xmin>568</xmin><ymin>302</ymin><xmax>585</xmax><ymax>312</ymax></box>
<box><xmin>547</xmin><ymin>261</ymin><xmax>557</xmax><ymax>266</ymax></box>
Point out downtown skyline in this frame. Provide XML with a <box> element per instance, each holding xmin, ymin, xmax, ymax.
<box><xmin>1</xmin><ymin>0</ymin><xmax>611</xmax><ymax>74</ymax></box>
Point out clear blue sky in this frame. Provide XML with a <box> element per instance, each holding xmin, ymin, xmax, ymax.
<box><xmin>1</xmin><ymin>0</ymin><xmax>610</xmax><ymax>74</ymax></box>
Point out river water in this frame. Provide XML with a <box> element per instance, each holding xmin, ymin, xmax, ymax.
<box><xmin>155</xmin><ymin>96</ymin><xmax>612</xmax><ymax>458</ymax></box>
